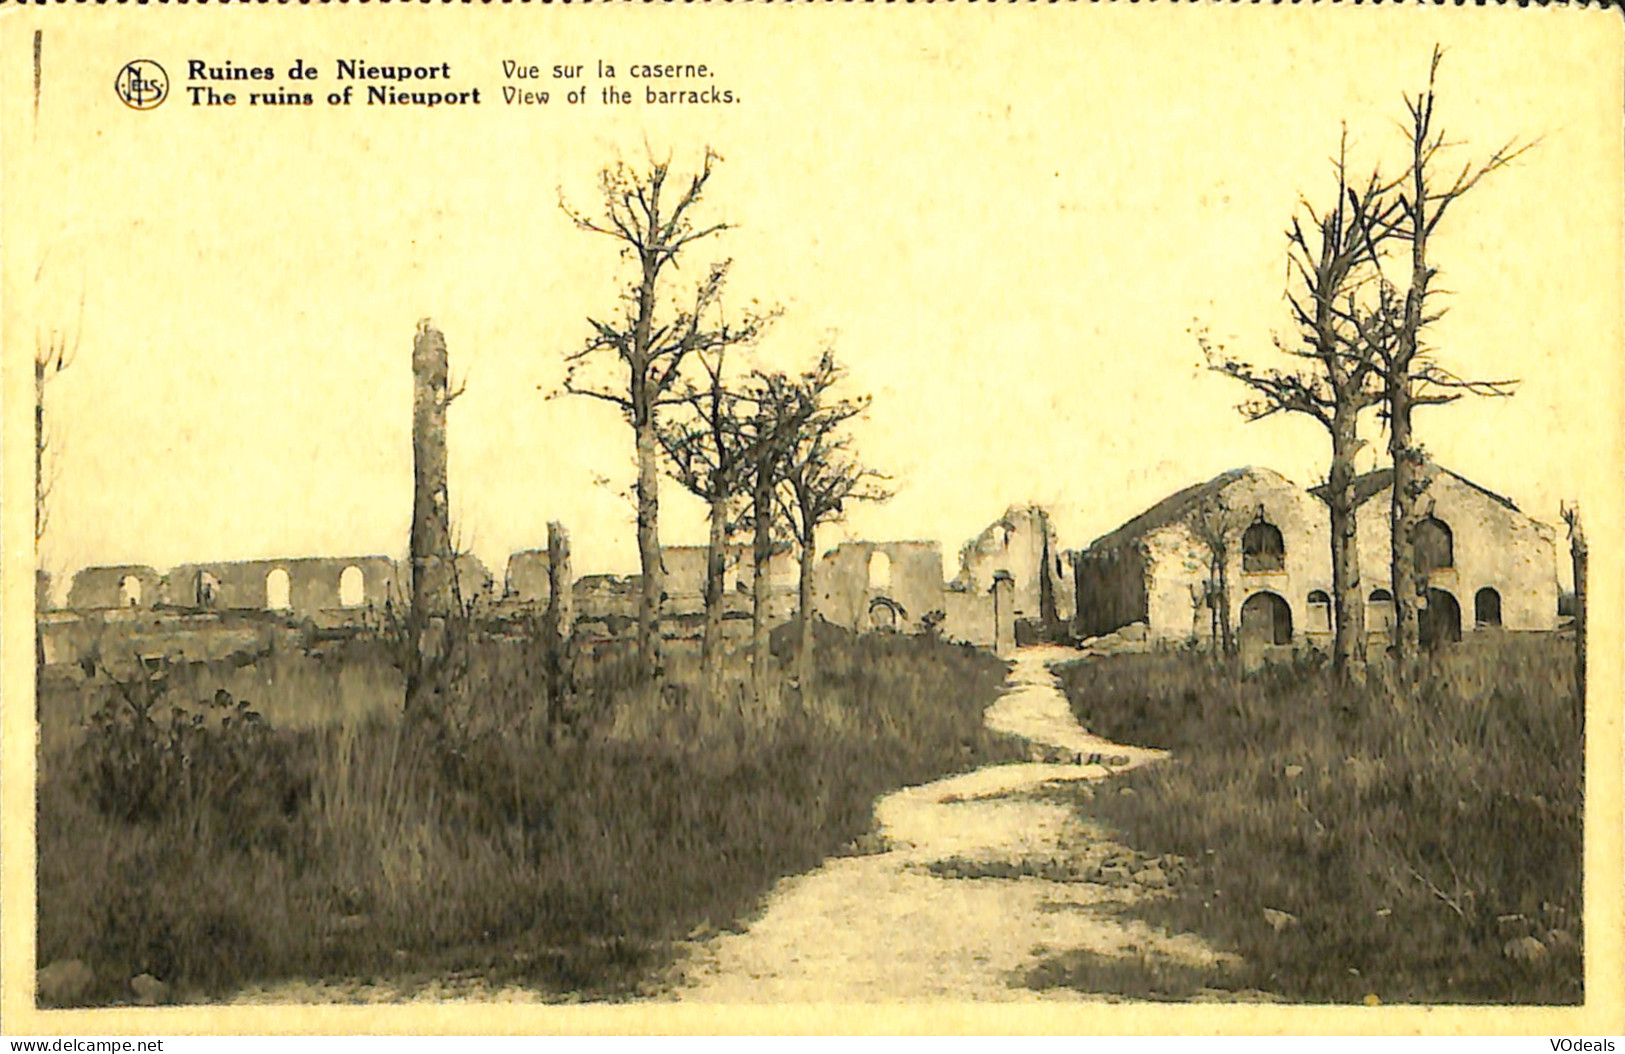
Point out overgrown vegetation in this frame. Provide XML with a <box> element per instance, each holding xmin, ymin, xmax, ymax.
<box><xmin>38</xmin><ymin>627</ymin><xmax>1018</xmax><ymax>1006</ymax></box>
<box><xmin>1040</xmin><ymin>638</ymin><xmax>1581</xmax><ymax>1004</ymax></box>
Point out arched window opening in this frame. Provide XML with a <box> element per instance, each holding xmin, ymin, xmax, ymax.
<box><xmin>266</xmin><ymin>568</ymin><xmax>291</xmax><ymax>611</ymax></box>
<box><xmin>1240</xmin><ymin>591</ymin><xmax>1293</xmax><ymax>646</ymax></box>
<box><xmin>868</xmin><ymin>550</ymin><xmax>892</xmax><ymax>591</ymax></box>
<box><xmin>1242</xmin><ymin>521</ymin><xmax>1286</xmax><ymax>572</ymax></box>
<box><xmin>340</xmin><ymin>565</ymin><xmax>365</xmax><ymax>608</ymax></box>
<box><xmin>1367</xmin><ymin>588</ymin><xmax>1395</xmax><ymax>631</ymax></box>
<box><xmin>118</xmin><ymin>575</ymin><xmax>142</xmax><ymax>608</ymax></box>
<box><xmin>1307</xmin><ymin>590</ymin><xmax>1332</xmax><ymax>634</ymax></box>
<box><xmin>1475</xmin><ymin>587</ymin><xmax>1502</xmax><ymax>629</ymax></box>
<box><xmin>1416</xmin><ymin>517</ymin><xmax>1454</xmax><ymax>575</ymax></box>
<box><xmin>1420</xmin><ymin>588</ymin><xmax>1462</xmax><ymax>647</ymax></box>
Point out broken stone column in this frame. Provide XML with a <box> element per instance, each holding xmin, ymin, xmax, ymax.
<box><xmin>410</xmin><ymin>320</ymin><xmax>455</xmax><ymax>621</ymax></box>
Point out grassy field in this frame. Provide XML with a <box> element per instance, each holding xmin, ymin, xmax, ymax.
<box><xmin>37</xmin><ymin>625</ymin><xmax>1020</xmax><ymax>1006</ymax></box>
<box><xmin>1038</xmin><ymin>636</ymin><xmax>1583</xmax><ymax>1004</ymax></box>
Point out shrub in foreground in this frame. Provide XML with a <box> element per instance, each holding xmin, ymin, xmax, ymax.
<box><xmin>38</xmin><ymin>627</ymin><xmax>1017</xmax><ymax>1004</ymax></box>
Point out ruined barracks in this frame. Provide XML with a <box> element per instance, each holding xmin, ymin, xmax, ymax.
<box><xmin>1070</xmin><ymin>463</ymin><xmax>1560</xmax><ymax>653</ymax></box>
<box><xmin>44</xmin><ymin>505</ymin><xmax>1071</xmax><ymax>665</ymax></box>
<box><xmin>43</xmin><ymin>464</ymin><xmax>1556</xmax><ymax>668</ymax></box>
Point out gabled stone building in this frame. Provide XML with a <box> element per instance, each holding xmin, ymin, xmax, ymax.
<box><xmin>1332</xmin><ymin>465</ymin><xmax>1560</xmax><ymax>642</ymax></box>
<box><xmin>1071</xmin><ymin>463</ymin><xmax>1557</xmax><ymax>652</ymax></box>
<box><xmin>1071</xmin><ymin>467</ymin><xmax>1330</xmax><ymax>650</ymax></box>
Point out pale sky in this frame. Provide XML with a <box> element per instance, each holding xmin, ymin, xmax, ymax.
<box><xmin>5</xmin><ymin>8</ymin><xmax>1620</xmax><ymax>597</ymax></box>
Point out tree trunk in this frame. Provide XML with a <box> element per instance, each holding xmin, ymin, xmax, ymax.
<box><xmin>1570</xmin><ymin>509</ymin><xmax>1587</xmax><ymax>731</ymax></box>
<box><xmin>631</xmin><ymin>243</ymin><xmax>663</xmax><ymax>679</ymax></box>
<box><xmin>1327</xmin><ymin>408</ymin><xmax>1367</xmax><ymax>681</ymax></box>
<box><xmin>35</xmin><ymin>357</ymin><xmax>45</xmax><ymax>547</ymax></box>
<box><xmin>1388</xmin><ymin>374</ymin><xmax>1421</xmax><ymax>678</ymax></box>
<box><xmin>407</xmin><ymin>321</ymin><xmax>454</xmax><ymax>723</ymax></box>
<box><xmin>1389</xmin><ymin>139</ymin><xmax>1432</xmax><ymax>682</ymax></box>
<box><xmin>1208</xmin><ymin>570</ymin><xmax>1220</xmax><ymax>655</ymax></box>
<box><xmin>634</xmin><ymin>400</ymin><xmax>663</xmax><ymax>677</ymax></box>
<box><xmin>797</xmin><ymin>524</ymin><xmax>816</xmax><ymax>691</ymax></box>
<box><xmin>750</xmin><ymin>466</ymin><xmax>774</xmax><ymax>704</ymax></box>
<box><xmin>702</xmin><ymin>489</ymin><xmax>728</xmax><ymax>695</ymax></box>
<box><xmin>35</xmin><ymin>358</ymin><xmax>46</xmax><ymax>671</ymax></box>
<box><xmin>545</xmin><ymin>521</ymin><xmax>573</xmax><ymax>738</ymax></box>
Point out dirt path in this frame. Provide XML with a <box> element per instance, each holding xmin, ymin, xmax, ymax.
<box><xmin>670</xmin><ymin>645</ymin><xmax>1232</xmax><ymax>1002</ymax></box>
<box><xmin>230</xmin><ymin>645</ymin><xmax>1232</xmax><ymax>1006</ymax></box>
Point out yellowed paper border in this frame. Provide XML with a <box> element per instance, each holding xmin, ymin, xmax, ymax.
<box><xmin>4</xmin><ymin>3</ymin><xmax>1621</xmax><ymax>1035</ymax></box>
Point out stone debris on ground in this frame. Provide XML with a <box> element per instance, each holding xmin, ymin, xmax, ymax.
<box><xmin>1502</xmin><ymin>935</ymin><xmax>1548</xmax><ymax>964</ymax></box>
<box><xmin>1262</xmin><ymin>908</ymin><xmax>1299</xmax><ymax>934</ymax></box>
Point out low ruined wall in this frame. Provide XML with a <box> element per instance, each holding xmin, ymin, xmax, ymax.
<box><xmin>67</xmin><ymin>565</ymin><xmax>163</xmax><ymax>610</ymax></box>
<box><xmin>817</xmin><ymin>541</ymin><xmax>944</xmax><ymax>633</ymax></box>
<box><xmin>165</xmin><ymin>556</ymin><xmax>401</xmax><ymax>612</ymax></box>
<box><xmin>941</xmin><ymin>588</ymin><xmax>994</xmax><ymax>647</ymax></box>
<box><xmin>37</xmin><ymin>642</ymin><xmax>405</xmax><ymax>756</ymax></box>
<box><xmin>38</xmin><ymin>610</ymin><xmax>283</xmax><ymax>670</ymax></box>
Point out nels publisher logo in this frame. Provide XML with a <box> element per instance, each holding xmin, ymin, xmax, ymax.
<box><xmin>115</xmin><ymin>59</ymin><xmax>168</xmax><ymax>110</ymax></box>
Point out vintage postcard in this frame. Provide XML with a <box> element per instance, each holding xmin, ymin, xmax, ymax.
<box><xmin>3</xmin><ymin>2</ymin><xmax>1621</xmax><ymax>1037</ymax></box>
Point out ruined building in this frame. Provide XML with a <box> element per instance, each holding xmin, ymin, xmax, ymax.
<box><xmin>1070</xmin><ymin>464</ymin><xmax>1559</xmax><ymax>654</ymax></box>
<box><xmin>53</xmin><ymin>500</ymin><xmax>1074</xmax><ymax>661</ymax></box>
<box><xmin>816</xmin><ymin>541</ymin><xmax>945</xmax><ymax>634</ymax></box>
<box><xmin>950</xmin><ymin>505</ymin><xmax>1073</xmax><ymax>642</ymax></box>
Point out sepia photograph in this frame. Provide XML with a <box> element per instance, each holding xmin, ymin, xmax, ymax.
<box><xmin>2</xmin><ymin>3</ymin><xmax>1621</xmax><ymax>1035</ymax></box>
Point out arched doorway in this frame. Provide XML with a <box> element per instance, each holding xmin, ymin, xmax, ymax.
<box><xmin>339</xmin><ymin>565</ymin><xmax>365</xmax><ymax>608</ymax></box>
<box><xmin>196</xmin><ymin>570</ymin><xmax>220</xmax><ymax>608</ymax></box>
<box><xmin>1419</xmin><ymin>588</ymin><xmax>1462</xmax><ymax>647</ymax></box>
<box><xmin>118</xmin><ymin>575</ymin><xmax>142</xmax><ymax>608</ymax></box>
<box><xmin>1240</xmin><ymin>591</ymin><xmax>1293</xmax><ymax>646</ymax></box>
<box><xmin>266</xmin><ymin>568</ymin><xmax>291</xmax><ymax>611</ymax></box>
<box><xmin>1474</xmin><ymin>587</ymin><xmax>1502</xmax><ymax>629</ymax></box>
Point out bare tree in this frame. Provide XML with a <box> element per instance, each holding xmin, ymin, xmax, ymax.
<box><xmin>1204</xmin><ymin>136</ymin><xmax>1400</xmax><ymax>680</ymax></box>
<box><xmin>35</xmin><ymin>309</ymin><xmax>80</xmax><ymax>551</ymax></box>
<box><xmin>1188</xmin><ymin>493</ymin><xmax>1248</xmax><ymax>657</ymax></box>
<box><xmin>778</xmin><ymin>351</ymin><xmax>891</xmax><ymax>687</ymax></box>
<box><xmin>736</xmin><ymin>369</ymin><xmax>816</xmax><ymax>703</ymax></box>
<box><xmin>557</xmin><ymin>148</ymin><xmax>745</xmax><ymax>677</ymax></box>
<box><xmin>1562</xmin><ymin>502</ymin><xmax>1585</xmax><ymax>728</ymax></box>
<box><xmin>656</xmin><ymin>333</ymin><xmax>769</xmax><ymax>694</ymax></box>
<box><xmin>1377</xmin><ymin>47</ymin><xmax>1530</xmax><ymax>676</ymax></box>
